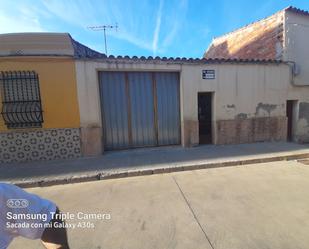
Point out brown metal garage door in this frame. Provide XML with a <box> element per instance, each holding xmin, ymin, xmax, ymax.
<box><xmin>99</xmin><ymin>71</ymin><xmax>180</xmax><ymax>150</ymax></box>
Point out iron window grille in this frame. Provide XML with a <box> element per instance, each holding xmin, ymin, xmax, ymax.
<box><xmin>0</xmin><ymin>71</ymin><xmax>43</xmax><ymax>128</ymax></box>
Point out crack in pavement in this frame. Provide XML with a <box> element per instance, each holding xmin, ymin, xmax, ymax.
<box><xmin>172</xmin><ymin>176</ymin><xmax>215</xmax><ymax>249</ymax></box>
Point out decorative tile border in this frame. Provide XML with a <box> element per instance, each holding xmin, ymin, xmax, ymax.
<box><xmin>0</xmin><ymin>128</ymin><xmax>81</xmax><ymax>163</ymax></box>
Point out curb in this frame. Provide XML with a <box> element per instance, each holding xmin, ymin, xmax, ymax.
<box><xmin>14</xmin><ymin>152</ymin><xmax>309</xmax><ymax>188</ymax></box>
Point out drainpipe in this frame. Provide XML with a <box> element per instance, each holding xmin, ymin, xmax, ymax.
<box><xmin>285</xmin><ymin>61</ymin><xmax>299</xmax><ymax>85</ymax></box>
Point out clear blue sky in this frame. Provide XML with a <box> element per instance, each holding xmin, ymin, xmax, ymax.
<box><xmin>1</xmin><ymin>0</ymin><xmax>308</xmax><ymax>58</ymax></box>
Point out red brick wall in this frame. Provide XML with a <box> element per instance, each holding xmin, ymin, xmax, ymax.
<box><xmin>204</xmin><ymin>11</ymin><xmax>285</xmax><ymax>60</ymax></box>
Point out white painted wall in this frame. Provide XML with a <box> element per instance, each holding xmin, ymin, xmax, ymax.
<box><xmin>283</xmin><ymin>11</ymin><xmax>309</xmax><ymax>141</ymax></box>
<box><xmin>75</xmin><ymin>59</ymin><xmax>309</xmax><ymax>149</ymax></box>
<box><xmin>0</xmin><ymin>33</ymin><xmax>74</xmax><ymax>56</ymax></box>
<box><xmin>285</xmin><ymin>11</ymin><xmax>309</xmax><ymax>86</ymax></box>
<box><xmin>181</xmin><ymin>63</ymin><xmax>290</xmax><ymax>120</ymax></box>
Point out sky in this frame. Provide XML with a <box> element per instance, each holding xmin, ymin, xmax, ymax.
<box><xmin>0</xmin><ymin>0</ymin><xmax>308</xmax><ymax>58</ymax></box>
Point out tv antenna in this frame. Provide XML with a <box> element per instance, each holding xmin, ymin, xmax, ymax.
<box><xmin>88</xmin><ymin>23</ymin><xmax>118</xmax><ymax>56</ymax></box>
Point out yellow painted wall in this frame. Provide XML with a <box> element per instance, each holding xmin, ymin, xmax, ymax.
<box><xmin>0</xmin><ymin>56</ymin><xmax>80</xmax><ymax>131</ymax></box>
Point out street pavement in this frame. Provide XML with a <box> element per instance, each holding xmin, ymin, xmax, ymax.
<box><xmin>8</xmin><ymin>160</ymin><xmax>309</xmax><ymax>249</ymax></box>
<box><xmin>1</xmin><ymin>142</ymin><xmax>309</xmax><ymax>186</ymax></box>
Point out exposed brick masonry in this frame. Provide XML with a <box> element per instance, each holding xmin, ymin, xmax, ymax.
<box><xmin>204</xmin><ymin>11</ymin><xmax>285</xmax><ymax>60</ymax></box>
<box><xmin>216</xmin><ymin>117</ymin><xmax>287</xmax><ymax>144</ymax></box>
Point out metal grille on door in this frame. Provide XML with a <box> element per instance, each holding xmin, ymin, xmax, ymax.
<box><xmin>99</xmin><ymin>72</ymin><xmax>180</xmax><ymax>150</ymax></box>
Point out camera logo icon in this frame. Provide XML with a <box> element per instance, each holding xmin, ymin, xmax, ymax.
<box><xmin>7</xmin><ymin>199</ymin><xmax>29</xmax><ymax>208</ymax></box>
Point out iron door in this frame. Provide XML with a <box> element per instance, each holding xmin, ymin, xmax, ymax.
<box><xmin>155</xmin><ymin>72</ymin><xmax>181</xmax><ymax>145</ymax></box>
<box><xmin>100</xmin><ymin>72</ymin><xmax>130</xmax><ymax>150</ymax></box>
<box><xmin>99</xmin><ymin>72</ymin><xmax>180</xmax><ymax>150</ymax></box>
<box><xmin>128</xmin><ymin>72</ymin><xmax>156</xmax><ymax>147</ymax></box>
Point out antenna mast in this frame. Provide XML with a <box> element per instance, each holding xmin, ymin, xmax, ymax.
<box><xmin>88</xmin><ymin>24</ymin><xmax>118</xmax><ymax>56</ymax></box>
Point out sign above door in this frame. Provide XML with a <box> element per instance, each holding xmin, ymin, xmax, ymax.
<box><xmin>202</xmin><ymin>70</ymin><xmax>215</xmax><ymax>79</ymax></box>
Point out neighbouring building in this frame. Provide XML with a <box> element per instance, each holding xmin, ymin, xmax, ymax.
<box><xmin>1</xmin><ymin>6</ymin><xmax>309</xmax><ymax>163</ymax></box>
<box><xmin>205</xmin><ymin>6</ymin><xmax>309</xmax><ymax>142</ymax></box>
<box><xmin>0</xmin><ymin>33</ymin><xmax>102</xmax><ymax>163</ymax></box>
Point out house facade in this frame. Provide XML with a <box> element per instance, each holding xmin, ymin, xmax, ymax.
<box><xmin>76</xmin><ymin>57</ymin><xmax>289</xmax><ymax>156</ymax></box>
<box><xmin>0</xmin><ymin>33</ymin><xmax>82</xmax><ymax>163</ymax></box>
<box><xmin>0</xmin><ymin>6</ymin><xmax>309</xmax><ymax>163</ymax></box>
<box><xmin>205</xmin><ymin>6</ymin><xmax>309</xmax><ymax>143</ymax></box>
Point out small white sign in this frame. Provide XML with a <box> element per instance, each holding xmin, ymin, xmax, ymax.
<box><xmin>202</xmin><ymin>70</ymin><xmax>215</xmax><ymax>79</ymax></box>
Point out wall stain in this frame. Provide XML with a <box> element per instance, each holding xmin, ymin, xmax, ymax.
<box><xmin>255</xmin><ymin>103</ymin><xmax>277</xmax><ymax>116</ymax></box>
<box><xmin>227</xmin><ymin>104</ymin><xmax>235</xmax><ymax>108</ymax></box>
<box><xmin>299</xmin><ymin>102</ymin><xmax>309</xmax><ymax>124</ymax></box>
<box><xmin>236</xmin><ymin>113</ymin><xmax>248</xmax><ymax>119</ymax></box>
<box><xmin>141</xmin><ymin>221</ymin><xmax>146</xmax><ymax>231</ymax></box>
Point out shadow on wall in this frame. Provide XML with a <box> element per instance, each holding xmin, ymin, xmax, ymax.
<box><xmin>205</xmin><ymin>25</ymin><xmax>283</xmax><ymax>60</ymax></box>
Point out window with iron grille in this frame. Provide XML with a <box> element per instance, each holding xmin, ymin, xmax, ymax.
<box><xmin>0</xmin><ymin>71</ymin><xmax>43</xmax><ymax>128</ymax></box>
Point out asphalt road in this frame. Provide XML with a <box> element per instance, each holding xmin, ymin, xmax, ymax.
<box><xmin>8</xmin><ymin>160</ymin><xmax>309</xmax><ymax>249</ymax></box>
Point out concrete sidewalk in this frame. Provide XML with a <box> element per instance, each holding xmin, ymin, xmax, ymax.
<box><xmin>1</xmin><ymin>142</ymin><xmax>309</xmax><ymax>187</ymax></box>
